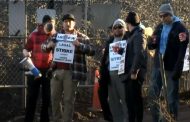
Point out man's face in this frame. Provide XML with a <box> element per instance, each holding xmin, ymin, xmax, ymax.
<box><xmin>112</xmin><ymin>24</ymin><xmax>125</xmax><ymax>37</ymax></box>
<box><xmin>159</xmin><ymin>12</ymin><xmax>172</xmax><ymax>24</ymax></box>
<box><xmin>63</xmin><ymin>19</ymin><xmax>75</xmax><ymax>32</ymax></box>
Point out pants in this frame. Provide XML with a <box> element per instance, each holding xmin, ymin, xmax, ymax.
<box><xmin>98</xmin><ymin>82</ymin><xmax>113</xmax><ymax>121</ymax></box>
<box><xmin>148</xmin><ymin>68</ymin><xmax>179</xmax><ymax>122</ymax></box>
<box><xmin>125</xmin><ymin>78</ymin><xmax>143</xmax><ymax>122</ymax></box>
<box><xmin>108</xmin><ymin>71</ymin><xmax>128</xmax><ymax>122</ymax></box>
<box><xmin>24</xmin><ymin>69</ymin><xmax>50</xmax><ymax>122</ymax></box>
<box><xmin>51</xmin><ymin>69</ymin><xmax>78</xmax><ymax>122</ymax></box>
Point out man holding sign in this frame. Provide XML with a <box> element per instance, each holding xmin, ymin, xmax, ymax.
<box><xmin>112</xmin><ymin>12</ymin><xmax>147</xmax><ymax>122</ymax></box>
<box><xmin>99</xmin><ymin>18</ymin><xmax>129</xmax><ymax>122</ymax></box>
<box><xmin>42</xmin><ymin>14</ymin><xmax>95</xmax><ymax>122</ymax></box>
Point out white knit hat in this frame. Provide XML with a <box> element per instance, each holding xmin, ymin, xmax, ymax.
<box><xmin>112</xmin><ymin>19</ymin><xmax>126</xmax><ymax>29</ymax></box>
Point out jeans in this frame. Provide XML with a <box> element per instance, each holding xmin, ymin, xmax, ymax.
<box><xmin>125</xmin><ymin>78</ymin><xmax>143</xmax><ymax>122</ymax></box>
<box><xmin>148</xmin><ymin>68</ymin><xmax>179</xmax><ymax>122</ymax></box>
<box><xmin>24</xmin><ymin>69</ymin><xmax>50</xmax><ymax>122</ymax></box>
<box><xmin>98</xmin><ymin>82</ymin><xmax>113</xmax><ymax>121</ymax></box>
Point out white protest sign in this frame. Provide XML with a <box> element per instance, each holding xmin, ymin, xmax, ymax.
<box><xmin>183</xmin><ymin>46</ymin><xmax>189</xmax><ymax>71</ymax></box>
<box><xmin>109</xmin><ymin>40</ymin><xmax>127</xmax><ymax>71</ymax></box>
<box><xmin>53</xmin><ymin>34</ymin><xmax>76</xmax><ymax>63</ymax></box>
<box><xmin>56</xmin><ymin>33</ymin><xmax>77</xmax><ymax>42</ymax></box>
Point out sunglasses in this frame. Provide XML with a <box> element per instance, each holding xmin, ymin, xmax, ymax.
<box><xmin>159</xmin><ymin>13</ymin><xmax>169</xmax><ymax>18</ymax></box>
<box><xmin>113</xmin><ymin>25</ymin><xmax>123</xmax><ymax>30</ymax></box>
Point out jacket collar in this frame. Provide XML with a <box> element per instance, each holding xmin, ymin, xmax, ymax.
<box><xmin>129</xmin><ymin>26</ymin><xmax>141</xmax><ymax>36</ymax></box>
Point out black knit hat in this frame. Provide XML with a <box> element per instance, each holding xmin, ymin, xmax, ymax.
<box><xmin>42</xmin><ymin>15</ymin><xmax>52</xmax><ymax>24</ymax></box>
<box><xmin>62</xmin><ymin>14</ymin><xmax>75</xmax><ymax>21</ymax></box>
<box><xmin>125</xmin><ymin>11</ymin><xmax>140</xmax><ymax>26</ymax></box>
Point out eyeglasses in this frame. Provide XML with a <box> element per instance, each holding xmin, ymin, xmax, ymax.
<box><xmin>113</xmin><ymin>25</ymin><xmax>123</xmax><ymax>30</ymax></box>
<box><xmin>159</xmin><ymin>13</ymin><xmax>169</xmax><ymax>18</ymax></box>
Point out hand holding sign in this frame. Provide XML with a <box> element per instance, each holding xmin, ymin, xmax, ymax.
<box><xmin>47</xmin><ymin>40</ymin><xmax>56</xmax><ymax>48</ymax></box>
<box><xmin>112</xmin><ymin>43</ymin><xmax>120</xmax><ymax>53</ymax></box>
<box><xmin>72</xmin><ymin>39</ymin><xmax>80</xmax><ymax>47</ymax></box>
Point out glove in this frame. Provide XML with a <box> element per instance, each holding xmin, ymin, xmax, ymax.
<box><xmin>46</xmin><ymin>68</ymin><xmax>53</xmax><ymax>79</ymax></box>
<box><xmin>172</xmin><ymin>70</ymin><xmax>182</xmax><ymax>81</ymax></box>
<box><xmin>41</xmin><ymin>43</ymin><xmax>48</xmax><ymax>52</ymax></box>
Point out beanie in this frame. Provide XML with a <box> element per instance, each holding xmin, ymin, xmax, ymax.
<box><xmin>159</xmin><ymin>3</ymin><xmax>174</xmax><ymax>16</ymax></box>
<box><xmin>62</xmin><ymin>14</ymin><xmax>75</xmax><ymax>21</ymax></box>
<box><xmin>42</xmin><ymin>15</ymin><xmax>52</xmax><ymax>24</ymax></box>
<box><xmin>112</xmin><ymin>19</ymin><xmax>126</xmax><ymax>29</ymax></box>
<box><xmin>125</xmin><ymin>11</ymin><xmax>140</xmax><ymax>26</ymax></box>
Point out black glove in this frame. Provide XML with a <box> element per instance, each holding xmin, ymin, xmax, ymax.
<box><xmin>172</xmin><ymin>70</ymin><xmax>182</xmax><ymax>81</ymax></box>
<box><xmin>46</xmin><ymin>68</ymin><xmax>53</xmax><ymax>79</ymax></box>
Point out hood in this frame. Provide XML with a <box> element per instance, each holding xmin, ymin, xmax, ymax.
<box><xmin>173</xmin><ymin>16</ymin><xmax>181</xmax><ymax>23</ymax></box>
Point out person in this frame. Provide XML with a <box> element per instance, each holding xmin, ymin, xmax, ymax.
<box><xmin>42</xmin><ymin>13</ymin><xmax>95</xmax><ymax>122</ymax></box>
<box><xmin>148</xmin><ymin>3</ymin><xmax>189</xmax><ymax>121</ymax></box>
<box><xmin>23</xmin><ymin>15</ymin><xmax>55</xmax><ymax>122</ymax></box>
<box><xmin>98</xmin><ymin>25</ymin><xmax>113</xmax><ymax>122</ymax></box>
<box><xmin>124</xmin><ymin>11</ymin><xmax>147</xmax><ymax>122</ymax></box>
<box><xmin>108</xmin><ymin>24</ymin><xmax>114</xmax><ymax>37</ymax></box>
<box><xmin>113</xmin><ymin>12</ymin><xmax>147</xmax><ymax>122</ymax></box>
<box><xmin>100</xmin><ymin>18</ymin><xmax>129</xmax><ymax>122</ymax></box>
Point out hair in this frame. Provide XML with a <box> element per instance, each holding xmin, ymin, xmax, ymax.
<box><xmin>125</xmin><ymin>11</ymin><xmax>140</xmax><ymax>26</ymax></box>
<box><xmin>42</xmin><ymin>15</ymin><xmax>52</xmax><ymax>24</ymax></box>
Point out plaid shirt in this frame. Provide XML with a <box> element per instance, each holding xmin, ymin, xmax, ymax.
<box><xmin>24</xmin><ymin>25</ymin><xmax>52</xmax><ymax>69</ymax></box>
<box><xmin>51</xmin><ymin>30</ymin><xmax>95</xmax><ymax>82</ymax></box>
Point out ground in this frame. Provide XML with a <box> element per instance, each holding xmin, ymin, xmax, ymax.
<box><xmin>6</xmin><ymin>101</ymin><xmax>190</xmax><ymax>122</ymax></box>
<box><xmin>5</xmin><ymin>90</ymin><xmax>190</xmax><ymax>122</ymax></box>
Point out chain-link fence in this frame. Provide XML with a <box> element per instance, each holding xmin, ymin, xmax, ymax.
<box><xmin>0</xmin><ymin>0</ymin><xmax>190</xmax><ymax>121</ymax></box>
<box><xmin>0</xmin><ymin>37</ymin><xmax>25</xmax><ymax>121</ymax></box>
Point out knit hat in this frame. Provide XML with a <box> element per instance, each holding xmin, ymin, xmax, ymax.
<box><xmin>159</xmin><ymin>3</ymin><xmax>174</xmax><ymax>16</ymax></box>
<box><xmin>62</xmin><ymin>14</ymin><xmax>75</xmax><ymax>21</ymax></box>
<box><xmin>125</xmin><ymin>11</ymin><xmax>140</xmax><ymax>26</ymax></box>
<box><xmin>42</xmin><ymin>15</ymin><xmax>52</xmax><ymax>24</ymax></box>
<box><xmin>112</xmin><ymin>19</ymin><xmax>126</xmax><ymax>29</ymax></box>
